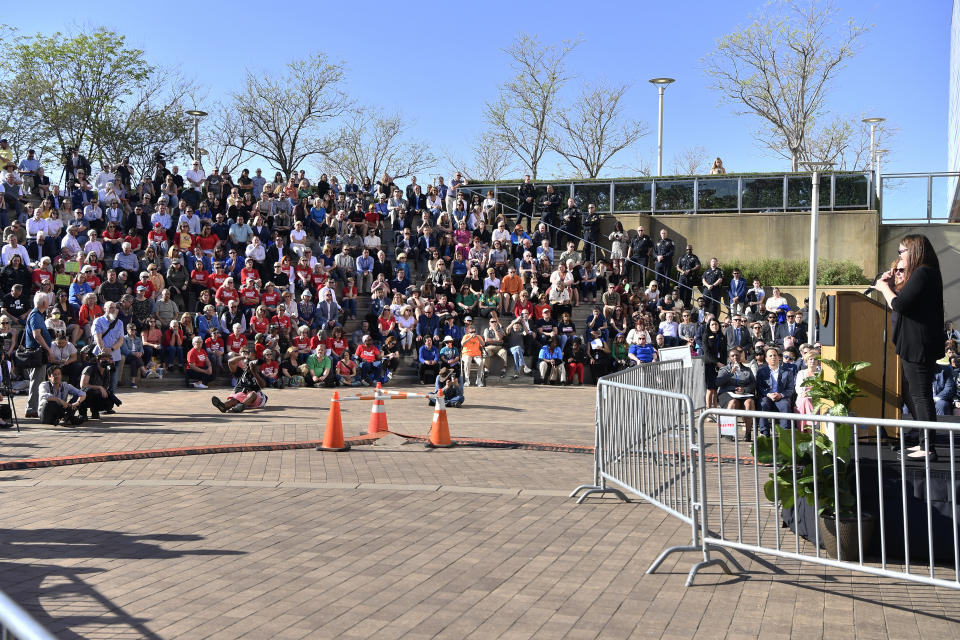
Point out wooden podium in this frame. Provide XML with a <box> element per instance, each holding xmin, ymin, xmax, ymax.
<box><xmin>816</xmin><ymin>290</ymin><xmax>901</xmax><ymax>423</ymax></box>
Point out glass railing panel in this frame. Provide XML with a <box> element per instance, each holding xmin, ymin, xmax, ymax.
<box><xmin>697</xmin><ymin>177</ymin><xmax>739</xmax><ymax>211</ymax></box>
<box><xmin>742</xmin><ymin>177</ymin><xmax>785</xmax><ymax>211</ymax></box>
<box><xmin>573</xmin><ymin>183</ymin><xmax>611</xmax><ymax>211</ymax></box>
<box><xmin>613</xmin><ymin>182</ymin><xmax>652</xmax><ymax>212</ymax></box>
<box><xmin>654</xmin><ymin>180</ymin><xmax>695</xmax><ymax>212</ymax></box>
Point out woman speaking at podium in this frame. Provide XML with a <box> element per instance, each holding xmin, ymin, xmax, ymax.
<box><xmin>874</xmin><ymin>234</ymin><xmax>944</xmax><ymax>461</ymax></box>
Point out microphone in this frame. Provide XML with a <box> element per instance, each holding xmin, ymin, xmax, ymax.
<box><xmin>862</xmin><ymin>272</ymin><xmax>885</xmax><ymax>296</ymax></box>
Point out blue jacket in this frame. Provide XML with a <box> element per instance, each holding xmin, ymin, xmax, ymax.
<box><xmin>934</xmin><ymin>364</ymin><xmax>957</xmax><ymax>402</ymax></box>
<box><xmin>416</xmin><ymin>314</ymin><xmax>440</xmax><ymax>339</ymax></box>
<box><xmin>418</xmin><ymin>345</ymin><xmax>439</xmax><ymax>363</ymax></box>
<box><xmin>728</xmin><ymin>277</ymin><xmax>747</xmax><ymax>303</ymax></box>
<box><xmin>538</xmin><ymin>345</ymin><xmax>562</xmax><ymax>361</ymax></box>
<box><xmin>757</xmin><ymin>365</ymin><xmax>797</xmax><ymax>399</ymax></box>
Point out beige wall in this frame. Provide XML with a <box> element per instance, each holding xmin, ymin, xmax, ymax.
<box><xmin>603</xmin><ymin>211</ymin><xmax>879</xmax><ymax>275</ymax></box>
<box><xmin>879</xmin><ymin>224</ymin><xmax>960</xmax><ymax>325</ymax></box>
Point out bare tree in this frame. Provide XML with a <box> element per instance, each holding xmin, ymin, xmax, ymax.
<box><xmin>232</xmin><ymin>53</ymin><xmax>350</xmax><ymax>178</ymax></box>
<box><xmin>703</xmin><ymin>0</ymin><xmax>870</xmax><ymax>170</ymax></box>
<box><xmin>485</xmin><ymin>34</ymin><xmax>580</xmax><ymax>179</ymax></box>
<box><xmin>201</xmin><ymin>103</ymin><xmax>257</xmax><ymax>173</ymax></box>
<box><xmin>321</xmin><ymin>108</ymin><xmax>435</xmax><ymax>183</ymax></box>
<box><xmin>550</xmin><ymin>82</ymin><xmax>648</xmax><ymax>178</ymax></box>
<box><xmin>445</xmin><ymin>131</ymin><xmax>515</xmax><ymax>182</ymax></box>
<box><xmin>671</xmin><ymin>146</ymin><xmax>709</xmax><ymax>175</ymax></box>
<box><xmin>795</xmin><ymin>115</ymin><xmax>895</xmax><ymax>170</ymax></box>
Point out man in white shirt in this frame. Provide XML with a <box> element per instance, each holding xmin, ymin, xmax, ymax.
<box><xmin>94</xmin><ymin>166</ymin><xmax>115</xmax><ymax>191</ymax></box>
<box><xmin>61</xmin><ymin>225</ymin><xmax>82</xmax><ymax>256</ymax></box>
<box><xmin>185</xmin><ymin>160</ymin><xmax>206</xmax><ymax>208</ymax></box>
<box><xmin>26</xmin><ymin>208</ymin><xmax>48</xmax><ymax>242</ymax></box>
<box><xmin>1</xmin><ymin>233</ymin><xmax>30</xmax><ymax>267</ymax></box>
<box><xmin>182</xmin><ymin>207</ymin><xmax>201</xmax><ymax>235</ymax></box>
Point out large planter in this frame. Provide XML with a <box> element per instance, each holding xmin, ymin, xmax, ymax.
<box><xmin>818</xmin><ymin>512</ymin><xmax>874</xmax><ymax>560</ymax></box>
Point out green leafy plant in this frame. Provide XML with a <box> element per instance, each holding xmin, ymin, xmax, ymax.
<box><xmin>721</xmin><ymin>258</ymin><xmax>871</xmax><ymax>286</ymax></box>
<box><xmin>754</xmin><ymin>424</ymin><xmax>856</xmax><ymax>518</ymax></box>
<box><xmin>754</xmin><ymin>358</ymin><xmax>870</xmax><ymax>518</ymax></box>
<box><xmin>801</xmin><ymin>358</ymin><xmax>871</xmax><ymax>416</ymax></box>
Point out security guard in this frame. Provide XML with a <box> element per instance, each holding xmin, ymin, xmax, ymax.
<box><xmin>676</xmin><ymin>245</ymin><xmax>701</xmax><ymax>307</ymax></box>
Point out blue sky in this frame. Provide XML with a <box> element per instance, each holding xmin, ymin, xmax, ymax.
<box><xmin>8</xmin><ymin>0</ymin><xmax>951</xmax><ymax>179</ymax></box>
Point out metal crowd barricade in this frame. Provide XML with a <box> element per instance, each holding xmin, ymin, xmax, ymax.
<box><xmin>661</xmin><ymin>408</ymin><xmax>960</xmax><ymax>590</ymax></box>
<box><xmin>0</xmin><ymin>589</ymin><xmax>56</xmax><ymax>639</ymax></box>
<box><xmin>571</xmin><ymin>360</ymin><xmax>740</xmax><ymax>583</ymax></box>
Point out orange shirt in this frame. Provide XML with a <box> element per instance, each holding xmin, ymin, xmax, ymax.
<box><xmin>500</xmin><ymin>273</ymin><xmax>523</xmax><ymax>296</ymax></box>
<box><xmin>461</xmin><ymin>332</ymin><xmax>484</xmax><ymax>358</ymax></box>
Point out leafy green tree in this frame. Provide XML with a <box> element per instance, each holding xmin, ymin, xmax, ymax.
<box><xmin>0</xmin><ymin>26</ymin><xmax>191</xmax><ymax>179</ymax></box>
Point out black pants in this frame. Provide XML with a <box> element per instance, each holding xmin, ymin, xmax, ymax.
<box><xmin>677</xmin><ymin>275</ymin><xmax>695</xmax><ymax>307</ymax></box>
<box><xmin>654</xmin><ymin>260</ymin><xmax>671</xmax><ymax>291</ymax></box>
<box><xmin>901</xmin><ymin>359</ymin><xmax>937</xmax><ymax>451</ymax></box>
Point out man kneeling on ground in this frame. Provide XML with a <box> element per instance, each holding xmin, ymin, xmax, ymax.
<box><xmin>38</xmin><ymin>365</ymin><xmax>88</xmax><ymax>426</ymax></box>
<box><xmin>211</xmin><ymin>346</ymin><xmax>269</xmax><ymax>413</ymax></box>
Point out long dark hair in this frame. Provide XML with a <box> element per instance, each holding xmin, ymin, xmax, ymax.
<box><xmin>898</xmin><ymin>234</ymin><xmax>940</xmax><ymax>291</ymax></box>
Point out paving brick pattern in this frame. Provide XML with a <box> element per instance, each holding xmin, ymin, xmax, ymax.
<box><xmin>1</xmin><ymin>387</ymin><xmax>959</xmax><ymax>638</ymax></box>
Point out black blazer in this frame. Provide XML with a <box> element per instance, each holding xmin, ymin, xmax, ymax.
<box><xmin>892</xmin><ymin>264</ymin><xmax>944</xmax><ymax>363</ymax></box>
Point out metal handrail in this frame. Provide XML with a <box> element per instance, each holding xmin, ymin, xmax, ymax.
<box><xmin>0</xmin><ymin>590</ymin><xmax>57</xmax><ymax>639</ymax></box>
<box><xmin>460</xmin><ymin>184</ymin><xmax>725</xmax><ymax>307</ymax></box>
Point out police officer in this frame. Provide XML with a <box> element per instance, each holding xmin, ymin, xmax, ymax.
<box><xmin>676</xmin><ymin>245</ymin><xmax>701</xmax><ymax>307</ymax></box>
<box><xmin>627</xmin><ymin>225</ymin><xmax>653</xmax><ymax>285</ymax></box>
<box><xmin>701</xmin><ymin>257</ymin><xmax>724</xmax><ymax>318</ymax></box>
<box><xmin>537</xmin><ymin>185</ymin><xmax>561</xmax><ymax>246</ymax></box>
<box><xmin>517</xmin><ymin>175</ymin><xmax>536</xmax><ymax>233</ymax></box>
<box><xmin>581</xmin><ymin>204</ymin><xmax>601</xmax><ymax>263</ymax></box>
<box><xmin>559</xmin><ymin>198</ymin><xmax>581</xmax><ymax>251</ymax></box>
<box><xmin>653</xmin><ymin>229</ymin><xmax>675</xmax><ymax>292</ymax></box>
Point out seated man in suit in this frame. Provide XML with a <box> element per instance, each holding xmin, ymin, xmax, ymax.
<box><xmin>758</xmin><ymin>312</ymin><xmax>781</xmax><ymax>346</ymax></box>
<box><xmin>933</xmin><ymin>363</ymin><xmax>956</xmax><ymax>416</ymax></box>
<box><xmin>775</xmin><ymin>309</ymin><xmax>807</xmax><ymax>347</ymax></box>
<box><xmin>756</xmin><ymin>346</ymin><xmax>797</xmax><ymax>436</ymax></box>
<box><xmin>723</xmin><ymin>315</ymin><xmax>753</xmax><ymax>350</ymax></box>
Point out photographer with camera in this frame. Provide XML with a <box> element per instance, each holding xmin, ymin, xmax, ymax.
<box><xmin>23</xmin><ymin>292</ymin><xmax>53</xmax><ymax>419</ymax></box>
<box><xmin>38</xmin><ymin>365</ymin><xmax>87</xmax><ymax>426</ymax></box>
<box><xmin>92</xmin><ymin>301</ymin><xmax>124</xmax><ymax>394</ymax></box>
<box><xmin>79</xmin><ymin>347</ymin><xmax>121</xmax><ymax>420</ymax></box>
<box><xmin>210</xmin><ymin>346</ymin><xmax>268</xmax><ymax>414</ymax></box>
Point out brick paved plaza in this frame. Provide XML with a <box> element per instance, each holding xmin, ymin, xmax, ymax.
<box><xmin>2</xmin><ymin>385</ymin><xmax>960</xmax><ymax>638</ymax></box>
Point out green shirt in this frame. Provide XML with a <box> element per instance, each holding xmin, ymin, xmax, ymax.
<box><xmin>305</xmin><ymin>354</ymin><xmax>331</xmax><ymax>377</ymax></box>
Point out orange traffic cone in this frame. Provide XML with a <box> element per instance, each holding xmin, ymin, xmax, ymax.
<box><xmin>367</xmin><ymin>383</ymin><xmax>389</xmax><ymax>434</ymax></box>
<box><xmin>318</xmin><ymin>392</ymin><xmax>350</xmax><ymax>452</ymax></box>
<box><xmin>426</xmin><ymin>389</ymin><xmax>454</xmax><ymax>448</ymax></box>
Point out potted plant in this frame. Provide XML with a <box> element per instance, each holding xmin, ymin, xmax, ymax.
<box><xmin>753</xmin><ymin>358</ymin><xmax>874</xmax><ymax>560</ymax></box>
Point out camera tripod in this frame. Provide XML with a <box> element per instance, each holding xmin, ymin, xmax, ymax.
<box><xmin>0</xmin><ymin>358</ymin><xmax>20</xmax><ymax>432</ymax></box>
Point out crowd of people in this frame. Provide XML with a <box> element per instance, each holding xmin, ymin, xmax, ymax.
<box><xmin>0</xmin><ymin>144</ymin><xmax>952</xmax><ymax>429</ymax></box>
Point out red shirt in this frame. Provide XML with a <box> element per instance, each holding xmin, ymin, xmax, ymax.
<box><xmin>187</xmin><ymin>347</ymin><xmax>209</xmax><ymax>370</ymax></box>
<box><xmin>364</xmin><ymin>211</ymin><xmax>379</xmax><ymax>227</ymax></box>
<box><xmin>190</xmin><ymin>269</ymin><xmax>209</xmax><ymax>287</ymax></box>
<box><xmin>249</xmin><ymin>316</ymin><xmax>269</xmax><ymax>335</ymax></box>
<box><xmin>355</xmin><ymin>344</ymin><xmax>380</xmax><ymax>363</ymax></box>
<box><xmin>147</xmin><ymin>229</ymin><xmax>167</xmax><ymax>245</ymax></box>
<box><xmin>239</xmin><ymin>285</ymin><xmax>260</xmax><ymax>307</ymax></box>
<box><xmin>325</xmin><ymin>336</ymin><xmax>348</xmax><ymax>356</ymax></box>
<box><xmin>295</xmin><ymin>266</ymin><xmax>311</xmax><ymax>284</ymax></box>
<box><xmin>208</xmin><ymin>272</ymin><xmax>229</xmax><ymax>290</ymax></box>
<box><xmin>240</xmin><ymin>267</ymin><xmax>260</xmax><ymax>284</ymax></box>
<box><xmin>204</xmin><ymin>335</ymin><xmax>224</xmax><ymax>355</ymax></box>
<box><xmin>292</xmin><ymin>335</ymin><xmax>311</xmax><ymax>351</ymax></box>
<box><xmin>195</xmin><ymin>233</ymin><xmax>218</xmax><ymax>252</ymax></box>
<box><xmin>215</xmin><ymin>285</ymin><xmax>238</xmax><ymax>305</ymax></box>
<box><xmin>32</xmin><ymin>268</ymin><xmax>53</xmax><ymax>287</ymax></box>
<box><xmin>253</xmin><ymin>343</ymin><xmax>266</xmax><ymax>359</ymax></box>
<box><xmin>163</xmin><ymin>327</ymin><xmax>183</xmax><ymax>347</ymax></box>
<box><xmin>271</xmin><ymin>315</ymin><xmax>292</xmax><ymax>332</ymax></box>
<box><xmin>261</xmin><ymin>290</ymin><xmax>280</xmax><ymax>307</ymax></box>
<box><xmin>102</xmin><ymin>228</ymin><xmax>122</xmax><ymax>242</ymax></box>
<box><xmin>123</xmin><ymin>235</ymin><xmax>142</xmax><ymax>252</ymax></box>
<box><xmin>514</xmin><ymin>300</ymin><xmax>534</xmax><ymax>318</ymax></box>
<box><xmin>136</xmin><ymin>280</ymin><xmax>155</xmax><ymax>299</ymax></box>
<box><xmin>226</xmin><ymin>333</ymin><xmax>247</xmax><ymax>353</ymax></box>
<box><xmin>258</xmin><ymin>359</ymin><xmax>279</xmax><ymax>378</ymax></box>
<box><xmin>311</xmin><ymin>271</ymin><xmax>327</xmax><ymax>290</ymax></box>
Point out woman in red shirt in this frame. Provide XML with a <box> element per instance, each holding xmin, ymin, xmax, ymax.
<box><xmin>215</xmin><ymin>277</ymin><xmax>239</xmax><ymax>310</ymax></box>
<box><xmin>324</xmin><ymin>326</ymin><xmax>349</xmax><ymax>362</ymax></box>
<box><xmin>260</xmin><ymin>282</ymin><xmax>281</xmax><ymax>312</ymax></box>
<box><xmin>225</xmin><ymin>323</ymin><xmax>248</xmax><ymax>356</ymax></box>
<box><xmin>249</xmin><ymin>305</ymin><xmax>270</xmax><ymax>337</ymax></box>
<box><xmin>102</xmin><ymin>222</ymin><xmax>123</xmax><ymax>258</ymax></box>
<box><xmin>194</xmin><ymin>225</ymin><xmax>219</xmax><ymax>255</ymax></box>
<box><xmin>185</xmin><ymin>336</ymin><xmax>213</xmax><ymax>388</ymax></box>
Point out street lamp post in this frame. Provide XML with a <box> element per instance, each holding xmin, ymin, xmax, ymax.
<box><xmin>649</xmin><ymin>78</ymin><xmax>675</xmax><ymax>176</ymax></box>
<box><xmin>862</xmin><ymin>117</ymin><xmax>885</xmax><ymax>200</ymax></box>
<box><xmin>185</xmin><ymin>109</ymin><xmax>208</xmax><ymax>164</ymax></box>
<box><xmin>874</xmin><ymin>149</ymin><xmax>889</xmax><ymax>216</ymax></box>
<box><xmin>800</xmin><ymin>161</ymin><xmax>835</xmax><ymax>343</ymax></box>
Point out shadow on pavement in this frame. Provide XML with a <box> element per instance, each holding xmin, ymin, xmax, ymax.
<box><xmin>0</xmin><ymin>528</ymin><xmax>246</xmax><ymax>638</ymax></box>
